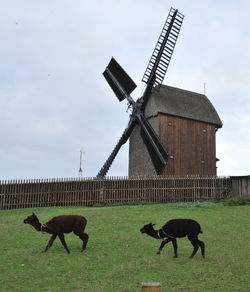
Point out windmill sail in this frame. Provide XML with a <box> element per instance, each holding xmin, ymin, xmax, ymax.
<box><xmin>96</xmin><ymin>118</ymin><xmax>136</xmax><ymax>178</ymax></box>
<box><xmin>103</xmin><ymin>57</ymin><xmax>137</xmax><ymax>102</ymax></box>
<box><xmin>139</xmin><ymin>114</ymin><xmax>168</xmax><ymax>174</ymax></box>
<box><xmin>97</xmin><ymin>58</ymin><xmax>168</xmax><ymax>177</ymax></box>
<box><xmin>96</xmin><ymin>8</ymin><xmax>184</xmax><ymax>177</ymax></box>
<box><xmin>141</xmin><ymin>8</ymin><xmax>184</xmax><ymax>109</ymax></box>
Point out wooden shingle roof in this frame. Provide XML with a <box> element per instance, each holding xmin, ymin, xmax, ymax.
<box><xmin>145</xmin><ymin>85</ymin><xmax>223</xmax><ymax>128</ymax></box>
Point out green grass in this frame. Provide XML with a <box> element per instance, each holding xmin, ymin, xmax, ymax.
<box><xmin>0</xmin><ymin>203</ymin><xmax>249</xmax><ymax>291</ymax></box>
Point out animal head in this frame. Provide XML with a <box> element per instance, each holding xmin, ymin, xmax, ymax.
<box><xmin>24</xmin><ymin>213</ymin><xmax>40</xmax><ymax>226</ymax></box>
<box><xmin>140</xmin><ymin>222</ymin><xmax>156</xmax><ymax>234</ymax></box>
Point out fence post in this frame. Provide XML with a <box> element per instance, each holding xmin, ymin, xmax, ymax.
<box><xmin>142</xmin><ymin>282</ymin><xmax>162</xmax><ymax>292</ymax></box>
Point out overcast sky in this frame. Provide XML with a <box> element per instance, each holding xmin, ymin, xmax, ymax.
<box><xmin>0</xmin><ymin>0</ymin><xmax>249</xmax><ymax>180</ymax></box>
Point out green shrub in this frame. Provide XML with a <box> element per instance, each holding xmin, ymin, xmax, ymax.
<box><xmin>223</xmin><ymin>195</ymin><xmax>250</xmax><ymax>206</ymax></box>
<box><xmin>167</xmin><ymin>201</ymin><xmax>216</xmax><ymax>208</ymax></box>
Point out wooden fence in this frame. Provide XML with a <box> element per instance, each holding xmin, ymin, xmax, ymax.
<box><xmin>231</xmin><ymin>176</ymin><xmax>250</xmax><ymax>197</ymax></box>
<box><xmin>0</xmin><ymin>176</ymin><xmax>231</xmax><ymax>210</ymax></box>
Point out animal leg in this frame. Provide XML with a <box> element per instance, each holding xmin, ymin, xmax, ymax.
<box><xmin>74</xmin><ymin>230</ymin><xmax>89</xmax><ymax>252</ymax></box>
<box><xmin>157</xmin><ymin>238</ymin><xmax>171</xmax><ymax>255</ymax></box>
<box><xmin>44</xmin><ymin>234</ymin><xmax>57</xmax><ymax>252</ymax></box>
<box><xmin>171</xmin><ymin>238</ymin><xmax>178</xmax><ymax>258</ymax></box>
<box><xmin>198</xmin><ymin>239</ymin><xmax>205</xmax><ymax>259</ymax></box>
<box><xmin>58</xmin><ymin>233</ymin><xmax>70</xmax><ymax>254</ymax></box>
<box><xmin>188</xmin><ymin>235</ymin><xmax>199</xmax><ymax>258</ymax></box>
<box><xmin>80</xmin><ymin>233</ymin><xmax>89</xmax><ymax>252</ymax></box>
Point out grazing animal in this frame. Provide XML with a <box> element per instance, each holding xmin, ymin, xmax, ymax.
<box><xmin>24</xmin><ymin>213</ymin><xmax>88</xmax><ymax>253</ymax></box>
<box><xmin>140</xmin><ymin>219</ymin><xmax>205</xmax><ymax>259</ymax></box>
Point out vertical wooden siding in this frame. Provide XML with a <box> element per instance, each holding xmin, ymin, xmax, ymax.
<box><xmin>231</xmin><ymin>176</ymin><xmax>250</xmax><ymax>196</ymax></box>
<box><xmin>159</xmin><ymin>114</ymin><xmax>217</xmax><ymax>175</ymax></box>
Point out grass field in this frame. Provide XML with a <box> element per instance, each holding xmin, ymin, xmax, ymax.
<box><xmin>0</xmin><ymin>202</ymin><xmax>249</xmax><ymax>291</ymax></box>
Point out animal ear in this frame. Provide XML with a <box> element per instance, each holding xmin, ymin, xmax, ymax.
<box><xmin>152</xmin><ymin>223</ymin><xmax>156</xmax><ymax>226</ymax></box>
<box><xmin>32</xmin><ymin>212</ymin><xmax>36</xmax><ymax>217</ymax></box>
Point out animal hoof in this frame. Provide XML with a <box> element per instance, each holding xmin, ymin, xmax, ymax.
<box><xmin>173</xmin><ymin>255</ymin><xmax>178</xmax><ymax>258</ymax></box>
<box><xmin>156</xmin><ymin>251</ymin><xmax>161</xmax><ymax>255</ymax></box>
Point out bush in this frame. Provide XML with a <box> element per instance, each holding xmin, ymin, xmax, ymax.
<box><xmin>166</xmin><ymin>201</ymin><xmax>217</xmax><ymax>208</ymax></box>
<box><xmin>223</xmin><ymin>195</ymin><xmax>250</xmax><ymax>206</ymax></box>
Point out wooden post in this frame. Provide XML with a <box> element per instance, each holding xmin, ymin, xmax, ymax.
<box><xmin>142</xmin><ymin>282</ymin><xmax>162</xmax><ymax>292</ymax></box>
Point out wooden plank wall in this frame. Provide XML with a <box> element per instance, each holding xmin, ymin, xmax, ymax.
<box><xmin>0</xmin><ymin>176</ymin><xmax>230</xmax><ymax>210</ymax></box>
<box><xmin>159</xmin><ymin>114</ymin><xmax>217</xmax><ymax>175</ymax></box>
<box><xmin>231</xmin><ymin>176</ymin><xmax>250</xmax><ymax>196</ymax></box>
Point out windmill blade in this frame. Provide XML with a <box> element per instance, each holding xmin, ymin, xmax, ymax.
<box><xmin>97</xmin><ymin>58</ymin><xmax>139</xmax><ymax>178</ymax></box>
<box><xmin>141</xmin><ymin>8</ymin><xmax>184</xmax><ymax>109</ymax></box>
<box><xmin>96</xmin><ymin>118</ymin><xmax>137</xmax><ymax>178</ymax></box>
<box><xmin>103</xmin><ymin>57</ymin><xmax>137</xmax><ymax>102</ymax></box>
<box><xmin>99</xmin><ymin>51</ymin><xmax>170</xmax><ymax>176</ymax></box>
<box><xmin>138</xmin><ymin>114</ymin><xmax>168</xmax><ymax>174</ymax></box>
<box><xmin>142</xmin><ymin>8</ymin><xmax>184</xmax><ymax>87</ymax></box>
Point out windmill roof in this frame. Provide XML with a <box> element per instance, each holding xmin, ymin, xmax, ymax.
<box><xmin>145</xmin><ymin>85</ymin><xmax>223</xmax><ymax>127</ymax></box>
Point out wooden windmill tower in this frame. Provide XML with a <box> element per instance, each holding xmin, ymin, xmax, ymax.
<box><xmin>97</xmin><ymin>8</ymin><xmax>222</xmax><ymax>178</ymax></box>
<box><xmin>129</xmin><ymin>86</ymin><xmax>222</xmax><ymax>176</ymax></box>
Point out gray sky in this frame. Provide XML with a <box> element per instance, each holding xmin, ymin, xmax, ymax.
<box><xmin>0</xmin><ymin>0</ymin><xmax>249</xmax><ymax>180</ymax></box>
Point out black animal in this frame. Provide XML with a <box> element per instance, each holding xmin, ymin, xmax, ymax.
<box><xmin>24</xmin><ymin>213</ymin><xmax>88</xmax><ymax>253</ymax></box>
<box><xmin>140</xmin><ymin>219</ymin><xmax>205</xmax><ymax>258</ymax></box>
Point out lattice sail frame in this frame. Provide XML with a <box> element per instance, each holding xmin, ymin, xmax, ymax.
<box><xmin>142</xmin><ymin>8</ymin><xmax>184</xmax><ymax>89</ymax></box>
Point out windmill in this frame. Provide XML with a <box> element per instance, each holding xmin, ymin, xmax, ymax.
<box><xmin>97</xmin><ymin>8</ymin><xmax>184</xmax><ymax>178</ymax></box>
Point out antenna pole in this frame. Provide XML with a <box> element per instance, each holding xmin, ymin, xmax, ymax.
<box><xmin>78</xmin><ymin>149</ymin><xmax>84</xmax><ymax>178</ymax></box>
<box><xmin>204</xmin><ymin>82</ymin><xmax>206</xmax><ymax>95</ymax></box>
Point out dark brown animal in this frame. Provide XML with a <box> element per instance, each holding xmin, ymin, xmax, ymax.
<box><xmin>140</xmin><ymin>219</ymin><xmax>205</xmax><ymax>259</ymax></box>
<box><xmin>24</xmin><ymin>213</ymin><xmax>88</xmax><ymax>253</ymax></box>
